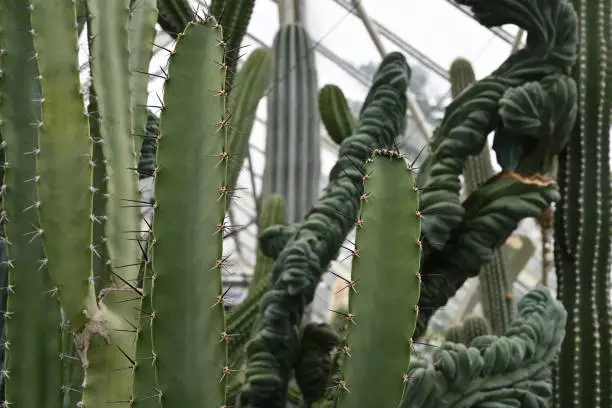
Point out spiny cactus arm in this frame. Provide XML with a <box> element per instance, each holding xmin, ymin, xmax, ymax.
<box><xmin>0</xmin><ymin>3</ymin><xmax>63</xmax><ymax>405</ymax></box>
<box><xmin>336</xmin><ymin>150</ymin><xmax>421</xmax><ymax>408</ymax></box>
<box><xmin>225</xmin><ymin>48</ymin><xmax>273</xmax><ymax>200</ymax></box>
<box><xmin>401</xmin><ymin>286</ymin><xmax>567</xmax><ymax>408</ymax></box>
<box><xmin>156</xmin><ymin>0</ymin><xmax>194</xmax><ymax>38</ymax></box>
<box><xmin>295</xmin><ymin>323</ymin><xmax>340</xmax><ymax>405</ymax></box>
<box><xmin>451</xmin><ymin>57</ymin><xmax>514</xmax><ymax>334</ymax></box>
<box><xmin>242</xmin><ymin>52</ymin><xmax>411</xmax><ymax>408</ymax></box>
<box><xmin>208</xmin><ymin>0</ymin><xmax>256</xmax><ymax>91</ymax></box>
<box><xmin>148</xmin><ymin>18</ymin><xmax>228</xmax><ymax>407</ymax></box>
<box><xmin>318</xmin><ymin>84</ymin><xmax>357</xmax><ymax>146</ymax></box>
<box><xmin>553</xmin><ymin>0</ymin><xmax>612</xmax><ymax>407</ymax></box>
<box><xmin>416</xmin><ymin>172</ymin><xmax>559</xmax><ymax>337</ymax></box>
<box><xmin>417</xmin><ymin>0</ymin><xmax>577</xmax><ymax>249</ymax></box>
<box><xmin>129</xmin><ymin>0</ymin><xmax>158</xmax><ymax>139</ymax></box>
<box><xmin>29</xmin><ymin>0</ymin><xmax>97</xmax><ymax>328</ymax></box>
<box><xmin>87</xmin><ymin>0</ymin><xmax>142</xmax><ymax>286</ymax></box>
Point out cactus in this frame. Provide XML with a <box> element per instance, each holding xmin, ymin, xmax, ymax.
<box><xmin>444</xmin><ymin>325</ymin><xmax>464</xmax><ymax>344</ymax></box>
<box><xmin>413</xmin><ymin>0</ymin><xmax>578</xmax><ymax>337</ymax></box>
<box><xmin>461</xmin><ymin>316</ymin><xmax>492</xmax><ymax>346</ymax></box>
<box><xmin>336</xmin><ymin>149</ymin><xmax>422</xmax><ymax>407</ymax></box>
<box><xmin>451</xmin><ymin>57</ymin><xmax>514</xmax><ymax>334</ymax></box>
<box><xmin>401</xmin><ymin>286</ymin><xmax>567</xmax><ymax>408</ymax></box>
<box><xmin>318</xmin><ymin>84</ymin><xmax>356</xmax><ymax>146</ymax></box>
<box><xmin>0</xmin><ymin>0</ymin><xmax>584</xmax><ymax>406</ymax></box>
<box><xmin>553</xmin><ymin>0</ymin><xmax>612</xmax><ymax>407</ymax></box>
<box><xmin>241</xmin><ymin>52</ymin><xmax>411</xmax><ymax>408</ymax></box>
<box><xmin>262</xmin><ymin>22</ymin><xmax>320</xmax><ymax>223</ymax></box>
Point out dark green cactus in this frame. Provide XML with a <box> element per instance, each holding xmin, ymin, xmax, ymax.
<box><xmin>417</xmin><ymin>0</ymin><xmax>578</xmax><ymax>250</ymax></box>
<box><xmin>444</xmin><ymin>325</ymin><xmax>464</xmax><ymax>344</ymax></box>
<box><xmin>318</xmin><ymin>84</ymin><xmax>356</xmax><ymax>146</ymax></box>
<box><xmin>450</xmin><ymin>57</ymin><xmax>514</xmax><ymax>335</ymax></box>
<box><xmin>553</xmin><ymin>0</ymin><xmax>612</xmax><ymax>407</ymax></box>
<box><xmin>262</xmin><ymin>23</ymin><xmax>320</xmax><ymax>224</ymax></box>
<box><xmin>414</xmin><ymin>0</ymin><xmax>578</xmax><ymax>338</ymax></box>
<box><xmin>402</xmin><ymin>286</ymin><xmax>567</xmax><ymax>408</ymax></box>
<box><xmin>461</xmin><ymin>316</ymin><xmax>492</xmax><ymax>346</ymax></box>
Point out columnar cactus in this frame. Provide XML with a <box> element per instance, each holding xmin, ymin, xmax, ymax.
<box><xmin>553</xmin><ymin>0</ymin><xmax>612</xmax><ymax>407</ymax></box>
<box><xmin>336</xmin><ymin>148</ymin><xmax>421</xmax><ymax>407</ymax></box>
<box><xmin>318</xmin><ymin>84</ymin><xmax>356</xmax><ymax>147</ymax></box>
<box><xmin>262</xmin><ymin>23</ymin><xmax>321</xmax><ymax>224</ymax></box>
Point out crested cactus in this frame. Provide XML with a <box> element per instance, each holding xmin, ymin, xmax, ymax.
<box><xmin>553</xmin><ymin>0</ymin><xmax>612</xmax><ymax>407</ymax></box>
<box><xmin>262</xmin><ymin>22</ymin><xmax>320</xmax><ymax>224</ymax></box>
<box><xmin>402</xmin><ymin>286</ymin><xmax>567</xmax><ymax>408</ymax></box>
<box><xmin>451</xmin><ymin>57</ymin><xmax>514</xmax><ymax>335</ymax></box>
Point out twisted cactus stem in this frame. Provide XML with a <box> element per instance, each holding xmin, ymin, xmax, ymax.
<box><xmin>450</xmin><ymin>57</ymin><xmax>514</xmax><ymax>334</ymax></box>
<box><xmin>553</xmin><ymin>0</ymin><xmax>612</xmax><ymax>406</ymax></box>
<box><xmin>262</xmin><ymin>22</ymin><xmax>320</xmax><ymax>224</ymax></box>
<box><xmin>401</xmin><ymin>286</ymin><xmax>567</xmax><ymax>408</ymax></box>
<box><xmin>242</xmin><ymin>52</ymin><xmax>411</xmax><ymax>407</ymax></box>
<box><xmin>417</xmin><ymin>0</ymin><xmax>578</xmax><ymax>250</ymax></box>
<box><xmin>335</xmin><ymin>148</ymin><xmax>421</xmax><ymax>408</ymax></box>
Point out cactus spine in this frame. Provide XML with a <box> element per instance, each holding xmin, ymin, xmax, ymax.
<box><xmin>262</xmin><ymin>23</ymin><xmax>320</xmax><ymax>223</ymax></box>
<box><xmin>553</xmin><ymin>0</ymin><xmax>612</xmax><ymax>406</ymax></box>
<box><xmin>336</xmin><ymin>149</ymin><xmax>422</xmax><ymax>407</ymax></box>
<box><xmin>451</xmin><ymin>57</ymin><xmax>514</xmax><ymax>334</ymax></box>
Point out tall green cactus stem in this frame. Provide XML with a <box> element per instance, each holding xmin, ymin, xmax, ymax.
<box><xmin>417</xmin><ymin>0</ymin><xmax>578</xmax><ymax>250</ymax></box>
<box><xmin>318</xmin><ymin>84</ymin><xmax>356</xmax><ymax>146</ymax></box>
<box><xmin>147</xmin><ymin>18</ymin><xmax>229</xmax><ymax>406</ymax></box>
<box><xmin>225</xmin><ymin>48</ymin><xmax>273</xmax><ymax>202</ymax></box>
<box><xmin>0</xmin><ymin>2</ymin><xmax>63</xmax><ymax>405</ymax></box>
<box><xmin>451</xmin><ymin>57</ymin><xmax>514</xmax><ymax>334</ymax></box>
<box><xmin>415</xmin><ymin>172</ymin><xmax>560</xmax><ymax>338</ymax></box>
<box><xmin>336</xmin><ymin>149</ymin><xmax>421</xmax><ymax>408</ymax></box>
<box><xmin>401</xmin><ymin>286</ymin><xmax>567</xmax><ymax>408</ymax></box>
<box><xmin>129</xmin><ymin>0</ymin><xmax>158</xmax><ymax>139</ymax></box>
<box><xmin>242</xmin><ymin>52</ymin><xmax>410</xmax><ymax>407</ymax></box>
<box><xmin>87</xmin><ymin>0</ymin><xmax>142</xmax><ymax>289</ymax></box>
<box><xmin>553</xmin><ymin>0</ymin><xmax>612</xmax><ymax>406</ymax></box>
<box><xmin>208</xmin><ymin>0</ymin><xmax>256</xmax><ymax>92</ymax></box>
<box><xmin>29</xmin><ymin>0</ymin><xmax>96</xmax><ymax>329</ymax></box>
<box><xmin>262</xmin><ymin>23</ymin><xmax>320</xmax><ymax>223</ymax></box>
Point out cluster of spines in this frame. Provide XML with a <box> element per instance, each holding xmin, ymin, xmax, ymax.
<box><xmin>553</xmin><ymin>0</ymin><xmax>611</xmax><ymax>407</ymax></box>
<box><xmin>333</xmin><ymin>147</ymin><xmax>422</xmax><ymax>408</ymax></box>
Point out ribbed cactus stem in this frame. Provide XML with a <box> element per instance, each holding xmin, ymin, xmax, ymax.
<box><xmin>147</xmin><ymin>18</ymin><xmax>229</xmax><ymax>407</ymax></box>
<box><xmin>553</xmin><ymin>0</ymin><xmax>611</xmax><ymax>407</ymax></box>
<box><xmin>262</xmin><ymin>23</ymin><xmax>320</xmax><ymax>224</ymax></box>
<box><xmin>336</xmin><ymin>149</ymin><xmax>421</xmax><ymax>407</ymax></box>
<box><xmin>451</xmin><ymin>57</ymin><xmax>513</xmax><ymax>334</ymax></box>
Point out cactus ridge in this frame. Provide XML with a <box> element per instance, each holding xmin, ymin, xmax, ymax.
<box><xmin>242</xmin><ymin>52</ymin><xmax>411</xmax><ymax>407</ymax></box>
